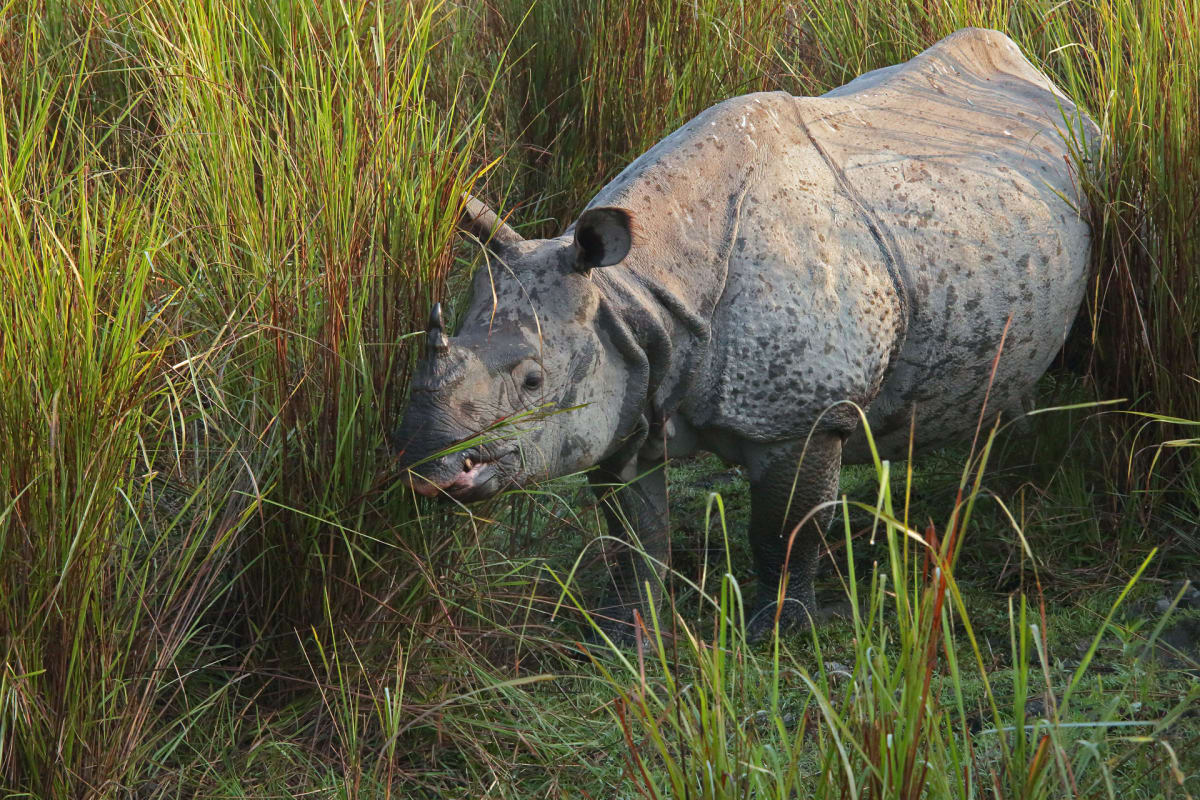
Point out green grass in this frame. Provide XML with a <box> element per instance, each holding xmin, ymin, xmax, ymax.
<box><xmin>570</xmin><ymin>418</ymin><xmax>1198</xmax><ymax>799</ymax></box>
<box><xmin>0</xmin><ymin>0</ymin><xmax>1197</xmax><ymax>797</ymax></box>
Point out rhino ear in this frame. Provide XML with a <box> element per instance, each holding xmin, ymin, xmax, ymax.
<box><xmin>459</xmin><ymin>194</ymin><xmax>524</xmax><ymax>252</ymax></box>
<box><xmin>573</xmin><ymin>207</ymin><xmax>632</xmax><ymax>271</ymax></box>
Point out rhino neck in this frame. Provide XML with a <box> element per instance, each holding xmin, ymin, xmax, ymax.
<box><xmin>563</xmin><ymin>97</ymin><xmax>774</xmax><ymax>464</ymax></box>
<box><xmin>577</xmin><ymin>100</ymin><xmax>769</xmax><ymax>449</ymax></box>
<box><xmin>588</xmin><ymin>177</ymin><xmax>749</xmax><ymax>462</ymax></box>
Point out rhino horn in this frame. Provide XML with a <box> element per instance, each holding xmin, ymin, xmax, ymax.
<box><xmin>459</xmin><ymin>194</ymin><xmax>524</xmax><ymax>252</ymax></box>
<box><xmin>426</xmin><ymin>301</ymin><xmax>448</xmax><ymax>357</ymax></box>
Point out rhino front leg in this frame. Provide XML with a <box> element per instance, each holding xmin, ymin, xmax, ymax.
<box><xmin>588</xmin><ymin>457</ymin><xmax>669</xmax><ymax>646</ymax></box>
<box><xmin>744</xmin><ymin>431</ymin><xmax>843</xmax><ymax>642</ymax></box>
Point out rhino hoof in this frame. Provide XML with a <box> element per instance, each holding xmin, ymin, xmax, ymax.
<box><xmin>746</xmin><ymin>597</ymin><xmax>818</xmax><ymax>644</ymax></box>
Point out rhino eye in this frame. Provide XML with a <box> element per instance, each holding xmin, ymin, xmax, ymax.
<box><xmin>523</xmin><ymin>371</ymin><xmax>543</xmax><ymax>391</ymax></box>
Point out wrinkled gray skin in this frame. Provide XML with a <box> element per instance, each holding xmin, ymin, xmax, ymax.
<box><xmin>394</xmin><ymin>29</ymin><xmax>1098</xmax><ymax>643</ymax></box>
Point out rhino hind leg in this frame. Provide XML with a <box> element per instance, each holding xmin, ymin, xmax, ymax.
<box><xmin>588</xmin><ymin>457</ymin><xmax>669</xmax><ymax>647</ymax></box>
<box><xmin>744</xmin><ymin>431</ymin><xmax>843</xmax><ymax>643</ymax></box>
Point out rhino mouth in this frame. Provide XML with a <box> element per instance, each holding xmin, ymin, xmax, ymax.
<box><xmin>405</xmin><ymin>446</ymin><xmax>518</xmax><ymax>502</ymax></box>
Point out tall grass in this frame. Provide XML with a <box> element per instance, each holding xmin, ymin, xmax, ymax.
<box><xmin>0</xmin><ymin>1</ymin><xmax>510</xmax><ymax>795</ymax></box>
<box><xmin>131</xmin><ymin>0</ymin><xmax>484</xmax><ymax>636</ymax></box>
<box><xmin>0</xmin><ymin>9</ymin><xmax>240</xmax><ymax>793</ymax></box>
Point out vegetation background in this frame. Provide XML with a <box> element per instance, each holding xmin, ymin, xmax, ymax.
<box><xmin>0</xmin><ymin>0</ymin><xmax>1197</xmax><ymax>797</ymax></box>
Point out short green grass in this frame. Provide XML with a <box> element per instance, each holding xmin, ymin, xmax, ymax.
<box><xmin>1</xmin><ymin>0</ymin><xmax>1198</xmax><ymax>797</ymax></box>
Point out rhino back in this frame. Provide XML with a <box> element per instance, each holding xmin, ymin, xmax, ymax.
<box><xmin>678</xmin><ymin>30</ymin><xmax>1094</xmax><ymax>458</ymax></box>
<box><xmin>677</xmin><ymin>92</ymin><xmax>907</xmax><ymax>442</ymax></box>
<box><xmin>577</xmin><ymin>29</ymin><xmax>1094</xmax><ymax>461</ymax></box>
<box><xmin>808</xmin><ymin>27</ymin><xmax>1097</xmax><ymax>458</ymax></box>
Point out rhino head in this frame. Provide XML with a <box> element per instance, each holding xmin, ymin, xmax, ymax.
<box><xmin>393</xmin><ymin>196</ymin><xmax>639</xmax><ymax>502</ymax></box>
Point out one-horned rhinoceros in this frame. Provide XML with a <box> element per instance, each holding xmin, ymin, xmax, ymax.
<box><xmin>394</xmin><ymin>28</ymin><xmax>1097</xmax><ymax>642</ymax></box>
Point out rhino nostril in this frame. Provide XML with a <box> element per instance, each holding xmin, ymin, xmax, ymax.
<box><xmin>463</xmin><ymin>457</ymin><xmax>474</xmax><ymax>472</ymax></box>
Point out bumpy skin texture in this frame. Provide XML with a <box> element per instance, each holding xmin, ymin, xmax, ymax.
<box><xmin>394</xmin><ymin>29</ymin><xmax>1098</xmax><ymax>643</ymax></box>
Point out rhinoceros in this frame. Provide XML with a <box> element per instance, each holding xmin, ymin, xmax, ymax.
<box><xmin>394</xmin><ymin>28</ymin><xmax>1097</xmax><ymax>642</ymax></box>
